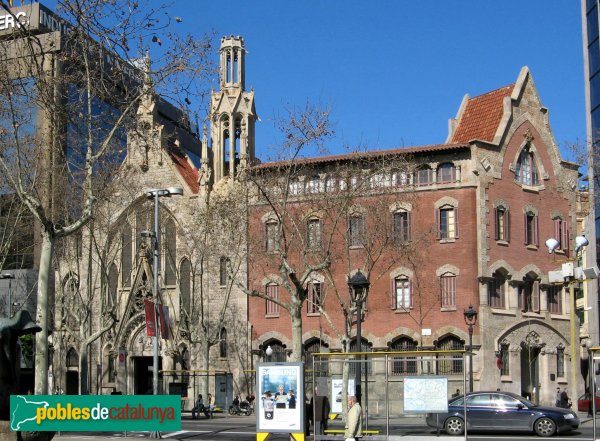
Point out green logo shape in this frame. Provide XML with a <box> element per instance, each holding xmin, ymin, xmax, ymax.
<box><xmin>10</xmin><ymin>395</ymin><xmax>181</xmax><ymax>432</ymax></box>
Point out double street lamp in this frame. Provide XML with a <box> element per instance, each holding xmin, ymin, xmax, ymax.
<box><xmin>348</xmin><ymin>270</ymin><xmax>369</xmax><ymax>405</ymax></box>
<box><xmin>141</xmin><ymin>187</ymin><xmax>183</xmax><ymax>401</ymax></box>
<box><xmin>463</xmin><ymin>305</ymin><xmax>478</xmax><ymax>393</ymax></box>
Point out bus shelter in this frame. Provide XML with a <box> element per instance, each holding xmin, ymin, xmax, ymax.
<box><xmin>161</xmin><ymin>369</ymin><xmax>233</xmax><ymax>412</ymax></box>
<box><xmin>310</xmin><ymin>349</ymin><xmax>469</xmax><ymax>441</ymax></box>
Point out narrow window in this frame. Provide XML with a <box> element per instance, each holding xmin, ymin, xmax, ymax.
<box><xmin>307</xmin><ymin>282</ymin><xmax>323</xmax><ymax>314</ymax></box>
<box><xmin>437</xmin><ymin>163</ymin><xmax>456</xmax><ymax>184</ymax></box>
<box><xmin>219</xmin><ymin>328</ymin><xmax>227</xmax><ymax>358</ymax></box>
<box><xmin>390</xmin><ymin>337</ymin><xmax>417</xmax><ymax>375</ymax></box>
<box><xmin>179</xmin><ymin>258</ymin><xmax>191</xmax><ymax>316</ymax></box>
<box><xmin>348</xmin><ymin>215</ymin><xmax>365</xmax><ymax>247</ymax></box>
<box><xmin>415</xmin><ymin>166</ymin><xmax>432</xmax><ymax>186</ymax></box>
<box><xmin>266</xmin><ymin>221</ymin><xmax>280</xmax><ymax>252</ymax></box>
<box><xmin>500</xmin><ymin>343</ymin><xmax>510</xmax><ymax>376</ymax></box>
<box><xmin>437</xmin><ymin>206</ymin><xmax>457</xmax><ymax>240</ymax></box>
<box><xmin>306</xmin><ymin>176</ymin><xmax>324</xmax><ymax>194</ymax></box>
<box><xmin>219</xmin><ymin>256</ymin><xmax>229</xmax><ymax>286</ymax></box>
<box><xmin>393</xmin><ymin>211</ymin><xmax>411</xmax><ymax>243</ymax></box>
<box><xmin>289</xmin><ymin>178</ymin><xmax>302</xmax><ymax>195</ymax></box>
<box><xmin>524</xmin><ymin>212</ymin><xmax>538</xmax><ymax>246</ymax></box>
<box><xmin>488</xmin><ymin>271</ymin><xmax>506</xmax><ymax>308</ymax></box>
<box><xmin>516</xmin><ymin>148</ymin><xmax>539</xmax><ymax>186</ymax></box>
<box><xmin>548</xmin><ymin>285</ymin><xmax>562</xmax><ymax>314</ymax></box>
<box><xmin>121</xmin><ymin>222</ymin><xmax>132</xmax><ymax>287</ymax></box>
<box><xmin>440</xmin><ymin>273</ymin><xmax>456</xmax><ymax>308</ymax></box>
<box><xmin>307</xmin><ymin>218</ymin><xmax>322</xmax><ymax>249</ymax></box>
<box><xmin>557</xmin><ymin>345</ymin><xmax>565</xmax><ymax>378</ymax></box>
<box><xmin>266</xmin><ymin>284</ymin><xmax>280</xmax><ymax>316</ymax></box>
<box><xmin>495</xmin><ymin>207</ymin><xmax>510</xmax><ymax>242</ymax></box>
<box><xmin>392</xmin><ymin>276</ymin><xmax>412</xmax><ymax>309</ymax></box>
<box><xmin>164</xmin><ymin>218</ymin><xmax>177</xmax><ymax>285</ymax></box>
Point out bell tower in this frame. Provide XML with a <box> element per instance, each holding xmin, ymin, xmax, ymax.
<box><xmin>210</xmin><ymin>35</ymin><xmax>257</xmax><ymax>183</ymax></box>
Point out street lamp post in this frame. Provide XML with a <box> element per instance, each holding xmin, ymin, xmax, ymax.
<box><xmin>0</xmin><ymin>273</ymin><xmax>15</xmax><ymax>318</ymax></box>
<box><xmin>463</xmin><ymin>305</ymin><xmax>478</xmax><ymax>393</ymax></box>
<box><xmin>348</xmin><ymin>270</ymin><xmax>370</xmax><ymax>405</ymax></box>
<box><xmin>142</xmin><ymin>188</ymin><xmax>183</xmax><ymax>400</ymax></box>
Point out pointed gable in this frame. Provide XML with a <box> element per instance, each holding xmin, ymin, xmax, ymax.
<box><xmin>451</xmin><ymin>85</ymin><xmax>514</xmax><ymax>144</ymax></box>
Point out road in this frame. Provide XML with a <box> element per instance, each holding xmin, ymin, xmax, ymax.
<box><xmin>54</xmin><ymin>413</ymin><xmax>600</xmax><ymax>441</ymax></box>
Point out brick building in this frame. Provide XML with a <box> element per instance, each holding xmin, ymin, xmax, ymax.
<box><xmin>247</xmin><ymin>67</ymin><xmax>583</xmax><ymax>407</ymax></box>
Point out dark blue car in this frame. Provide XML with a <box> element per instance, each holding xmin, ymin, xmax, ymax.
<box><xmin>425</xmin><ymin>391</ymin><xmax>579</xmax><ymax>436</ymax></box>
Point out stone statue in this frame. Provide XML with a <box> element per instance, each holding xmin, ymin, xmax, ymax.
<box><xmin>0</xmin><ymin>310</ymin><xmax>41</xmax><ymax>420</ymax></box>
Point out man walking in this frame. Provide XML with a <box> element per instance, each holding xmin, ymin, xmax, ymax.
<box><xmin>345</xmin><ymin>396</ymin><xmax>362</xmax><ymax>441</ymax></box>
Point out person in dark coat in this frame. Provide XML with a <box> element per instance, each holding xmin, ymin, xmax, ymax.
<box><xmin>559</xmin><ymin>390</ymin><xmax>571</xmax><ymax>409</ymax></box>
<box><xmin>312</xmin><ymin>394</ymin><xmax>330</xmax><ymax>435</ymax></box>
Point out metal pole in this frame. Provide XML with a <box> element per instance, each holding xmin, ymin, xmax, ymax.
<box><xmin>8</xmin><ymin>277</ymin><xmax>12</xmax><ymax>318</ymax></box>
<box><xmin>570</xmin><ymin>281</ymin><xmax>577</xmax><ymax>401</ymax></box>
<box><xmin>153</xmin><ymin>191</ymin><xmax>160</xmax><ymax>397</ymax></box>
<box><xmin>468</xmin><ymin>326</ymin><xmax>473</xmax><ymax>393</ymax></box>
<box><xmin>592</xmin><ymin>350</ymin><xmax>596</xmax><ymax>440</ymax></box>
<box><xmin>356</xmin><ymin>300</ymin><xmax>362</xmax><ymax>405</ymax></box>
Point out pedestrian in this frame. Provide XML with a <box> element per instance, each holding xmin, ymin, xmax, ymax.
<box><xmin>452</xmin><ymin>388</ymin><xmax>460</xmax><ymax>398</ymax></box>
<box><xmin>313</xmin><ymin>393</ymin><xmax>330</xmax><ymax>434</ymax></box>
<box><xmin>559</xmin><ymin>390</ymin><xmax>571</xmax><ymax>409</ymax></box>
<box><xmin>344</xmin><ymin>395</ymin><xmax>362</xmax><ymax>441</ymax></box>
<box><xmin>555</xmin><ymin>387</ymin><xmax>561</xmax><ymax>407</ymax></box>
<box><xmin>204</xmin><ymin>393</ymin><xmax>215</xmax><ymax>418</ymax></box>
<box><xmin>192</xmin><ymin>394</ymin><xmax>204</xmax><ymax>419</ymax></box>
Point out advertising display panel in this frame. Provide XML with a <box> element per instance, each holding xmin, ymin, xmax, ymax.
<box><xmin>256</xmin><ymin>362</ymin><xmax>303</xmax><ymax>433</ymax></box>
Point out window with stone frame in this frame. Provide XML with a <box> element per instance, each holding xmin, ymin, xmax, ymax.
<box><xmin>488</xmin><ymin>271</ymin><xmax>506</xmax><ymax>308</ymax></box>
<box><xmin>547</xmin><ymin>284</ymin><xmax>562</xmax><ymax>314</ymax></box>
<box><xmin>440</xmin><ymin>273</ymin><xmax>456</xmax><ymax>308</ymax></box>
<box><xmin>306</xmin><ymin>175</ymin><xmax>324</xmax><ymax>194</ymax></box>
<box><xmin>67</xmin><ymin>347</ymin><xmax>79</xmax><ymax>367</ymax></box>
<box><xmin>266</xmin><ymin>341</ymin><xmax>286</xmax><ymax>362</ymax></box>
<box><xmin>307</xmin><ymin>218</ymin><xmax>322</xmax><ymax>250</ymax></box>
<box><xmin>219</xmin><ymin>328</ymin><xmax>227</xmax><ymax>358</ymax></box>
<box><xmin>289</xmin><ymin>178</ymin><xmax>302</xmax><ymax>195</ymax></box>
<box><xmin>437</xmin><ymin>205</ymin><xmax>458</xmax><ymax>240</ymax></box>
<box><xmin>499</xmin><ymin>342</ymin><xmax>510</xmax><ymax>376</ymax></box>
<box><xmin>121</xmin><ymin>221</ymin><xmax>132</xmax><ymax>287</ymax></box>
<box><xmin>390</xmin><ymin>337</ymin><xmax>417</xmax><ymax>375</ymax></box>
<box><xmin>494</xmin><ymin>206</ymin><xmax>510</xmax><ymax>242</ymax></box>
<box><xmin>307</xmin><ymin>281</ymin><xmax>323</xmax><ymax>314</ymax></box>
<box><xmin>304</xmin><ymin>339</ymin><xmax>329</xmax><ymax>376</ymax></box>
<box><xmin>179</xmin><ymin>258</ymin><xmax>191</xmax><ymax>316</ymax></box>
<box><xmin>348</xmin><ymin>214</ymin><xmax>365</xmax><ymax>248</ymax></box>
<box><xmin>266</xmin><ymin>283</ymin><xmax>280</xmax><ymax>316</ymax></box>
<box><xmin>524</xmin><ymin>211</ymin><xmax>539</xmax><ymax>247</ymax></box>
<box><xmin>553</xmin><ymin>217</ymin><xmax>570</xmax><ymax>254</ymax></box>
<box><xmin>515</xmin><ymin>147</ymin><xmax>539</xmax><ymax>186</ymax></box>
<box><xmin>265</xmin><ymin>221</ymin><xmax>280</xmax><ymax>252</ymax></box>
<box><xmin>393</xmin><ymin>210</ymin><xmax>411</xmax><ymax>243</ymax></box>
<box><xmin>391</xmin><ymin>276</ymin><xmax>412</xmax><ymax>310</ymax></box>
<box><xmin>414</xmin><ymin>166</ymin><xmax>433</xmax><ymax>186</ymax></box>
<box><xmin>164</xmin><ymin>217</ymin><xmax>177</xmax><ymax>285</ymax></box>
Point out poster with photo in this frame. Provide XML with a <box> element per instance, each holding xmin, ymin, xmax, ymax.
<box><xmin>331</xmin><ymin>379</ymin><xmax>355</xmax><ymax>413</ymax></box>
<box><xmin>256</xmin><ymin>363</ymin><xmax>304</xmax><ymax>433</ymax></box>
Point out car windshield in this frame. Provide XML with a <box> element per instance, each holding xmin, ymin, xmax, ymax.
<box><xmin>518</xmin><ymin>396</ymin><xmax>536</xmax><ymax>407</ymax></box>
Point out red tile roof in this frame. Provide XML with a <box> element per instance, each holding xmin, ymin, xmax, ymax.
<box><xmin>451</xmin><ymin>85</ymin><xmax>514</xmax><ymax>144</ymax></box>
<box><xmin>251</xmin><ymin>143</ymin><xmax>469</xmax><ymax>171</ymax></box>
<box><xmin>167</xmin><ymin>143</ymin><xmax>199</xmax><ymax>193</ymax></box>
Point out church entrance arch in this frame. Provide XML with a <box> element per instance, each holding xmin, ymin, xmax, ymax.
<box><xmin>126</xmin><ymin>320</ymin><xmax>163</xmax><ymax>394</ymax></box>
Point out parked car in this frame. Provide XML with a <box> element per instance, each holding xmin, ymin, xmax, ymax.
<box><xmin>578</xmin><ymin>392</ymin><xmax>600</xmax><ymax>412</ymax></box>
<box><xmin>425</xmin><ymin>391</ymin><xmax>579</xmax><ymax>436</ymax></box>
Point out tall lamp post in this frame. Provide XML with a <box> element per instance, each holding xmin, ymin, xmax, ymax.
<box><xmin>463</xmin><ymin>305</ymin><xmax>478</xmax><ymax>393</ymax></box>
<box><xmin>0</xmin><ymin>273</ymin><xmax>15</xmax><ymax>318</ymax></box>
<box><xmin>348</xmin><ymin>270</ymin><xmax>370</xmax><ymax>405</ymax></box>
<box><xmin>546</xmin><ymin>235</ymin><xmax>591</xmax><ymax>402</ymax></box>
<box><xmin>142</xmin><ymin>188</ymin><xmax>183</xmax><ymax>399</ymax></box>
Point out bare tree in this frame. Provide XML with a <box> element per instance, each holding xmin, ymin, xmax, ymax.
<box><xmin>0</xmin><ymin>0</ymin><xmax>213</xmax><ymax>393</ymax></box>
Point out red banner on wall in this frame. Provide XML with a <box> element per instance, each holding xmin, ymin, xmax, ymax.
<box><xmin>144</xmin><ymin>299</ymin><xmax>156</xmax><ymax>337</ymax></box>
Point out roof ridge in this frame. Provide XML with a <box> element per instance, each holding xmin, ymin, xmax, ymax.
<box><xmin>469</xmin><ymin>84</ymin><xmax>514</xmax><ymax>101</ymax></box>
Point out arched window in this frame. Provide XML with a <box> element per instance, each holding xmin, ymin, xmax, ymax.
<box><xmin>108</xmin><ymin>263</ymin><xmax>118</xmax><ymax>306</ymax></box>
<box><xmin>265</xmin><ymin>341</ymin><xmax>286</xmax><ymax>362</ymax></box>
<box><xmin>436</xmin><ymin>336</ymin><xmax>463</xmax><ymax>374</ymax></box>
<box><xmin>219</xmin><ymin>256</ymin><xmax>229</xmax><ymax>286</ymax></box>
<box><xmin>164</xmin><ymin>217</ymin><xmax>177</xmax><ymax>285</ymax></box>
<box><xmin>219</xmin><ymin>328</ymin><xmax>227</xmax><ymax>358</ymax></box>
<box><xmin>437</xmin><ymin>163</ymin><xmax>456</xmax><ymax>184</ymax></box>
<box><xmin>519</xmin><ymin>276</ymin><xmax>540</xmax><ymax>313</ymax></box>
<box><xmin>179</xmin><ymin>258</ymin><xmax>191</xmax><ymax>317</ymax></box>
<box><xmin>265</xmin><ymin>221</ymin><xmax>280</xmax><ymax>252</ymax></box>
<box><xmin>63</xmin><ymin>276</ymin><xmax>79</xmax><ymax>330</ymax></box>
<box><xmin>499</xmin><ymin>342</ymin><xmax>509</xmax><ymax>376</ymax></box>
<box><xmin>556</xmin><ymin>344</ymin><xmax>565</xmax><ymax>378</ymax></box>
<box><xmin>304</xmin><ymin>339</ymin><xmax>328</xmax><ymax>376</ymax></box>
<box><xmin>392</xmin><ymin>276</ymin><xmax>412</xmax><ymax>310</ymax></box>
<box><xmin>390</xmin><ymin>337</ymin><xmax>417</xmax><ymax>375</ymax></box>
<box><xmin>436</xmin><ymin>205</ymin><xmax>458</xmax><ymax>240</ymax></box>
<box><xmin>393</xmin><ymin>210</ymin><xmax>411</xmax><ymax>243</ymax></box>
<box><xmin>515</xmin><ymin>148</ymin><xmax>539</xmax><ymax>186</ymax></box>
<box><xmin>66</xmin><ymin>347</ymin><xmax>79</xmax><ymax>368</ymax></box>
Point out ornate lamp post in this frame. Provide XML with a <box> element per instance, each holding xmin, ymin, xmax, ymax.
<box><xmin>348</xmin><ymin>270</ymin><xmax>370</xmax><ymax>405</ymax></box>
<box><xmin>463</xmin><ymin>305</ymin><xmax>478</xmax><ymax>393</ymax></box>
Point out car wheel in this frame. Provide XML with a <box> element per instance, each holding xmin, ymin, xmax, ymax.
<box><xmin>534</xmin><ymin>417</ymin><xmax>556</xmax><ymax>437</ymax></box>
<box><xmin>444</xmin><ymin>416</ymin><xmax>465</xmax><ymax>436</ymax></box>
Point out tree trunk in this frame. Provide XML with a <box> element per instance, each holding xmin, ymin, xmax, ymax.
<box><xmin>290</xmin><ymin>305</ymin><xmax>303</xmax><ymax>362</ymax></box>
<box><xmin>200</xmin><ymin>339</ymin><xmax>210</xmax><ymax>397</ymax></box>
<box><xmin>34</xmin><ymin>230</ymin><xmax>54</xmax><ymax>395</ymax></box>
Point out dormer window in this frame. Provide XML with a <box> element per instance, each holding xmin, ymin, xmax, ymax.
<box><xmin>516</xmin><ymin>148</ymin><xmax>539</xmax><ymax>186</ymax></box>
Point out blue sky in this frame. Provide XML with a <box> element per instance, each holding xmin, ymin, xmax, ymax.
<box><xmin>168</xmin><ymin>1</ymin><xmax>585</xmax><ymax>161</ymax></box>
